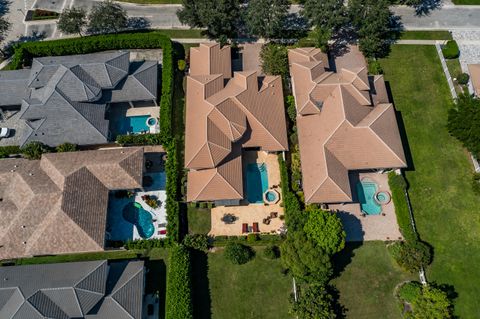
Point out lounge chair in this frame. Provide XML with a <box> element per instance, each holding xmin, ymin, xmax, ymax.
<box><xmin>242</xmin><ymin>223</ymin><xmax>248</xmax><ymax>233</ymax></box>
<box><xmin>253</xmin><ymin>222</ymin><xmax>259</xmax><ymax>233</ymax></box>
<box><xmin>270</xmin><ymin>212</ymin><xmax>278</xmax><ymax>218</ymax></box>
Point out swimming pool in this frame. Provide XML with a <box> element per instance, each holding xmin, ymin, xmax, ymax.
<box><xmin>124</xmin><ymin>115</ymin><xmax>150</xmax><ymax>133</ymax></box>
<box><xmin>356</xmin><ymin>181</ymin><xmax>382</xmax><ymax>215</ymax></box>
<box><xmin>122</xmin><ymin>202</ymin><xmax>155</xmax><ymax>238</ymax></box>
<box><xmin>246</xmin><ymin>163</ymin><xmax>269</xmax><ymax>203</ymax></box>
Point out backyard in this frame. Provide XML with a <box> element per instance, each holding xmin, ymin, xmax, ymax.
<box><xmin>333</xmin><ymin>242</ymin><xmax>416</xmax><ymax>319</ymax></box>
<box><xmin>377</xmin><ymin>45</ymin><xmax>480</xmax><ymax>317</ymax></box>
<box><xmin>191</xmin><ymin>247</ymin><xmax>292</xmax><ymax>319</ymax></box>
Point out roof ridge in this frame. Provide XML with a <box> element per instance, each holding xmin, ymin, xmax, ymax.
<box><xmin>111</xmin><ymin>266</ymin><xmax>143</xmax><ymax>296</ymax></box>
<box><xmin>191</xmin><ymin>170</ymin><xmax>218</xmax><ymax>200</ymax></box>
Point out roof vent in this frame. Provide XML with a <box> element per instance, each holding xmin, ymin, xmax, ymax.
<box><xmin>10</xmin><ymin>169</ymin><xmax>15</xmax><ymax>173</ymax></box>
<box><xmin>21</xmin><ymin>225</ymin><xmax>26</xmax><ymax>229</ymax></box>
<box><xmin>22</xmin><ymin>241</ymin><xmax>27</xmax><ymax>245</ymax></box>
<box><xmin>29</xmin><ymin>173</ymin><xmax>34</xmax><ymax>176</ymax></box>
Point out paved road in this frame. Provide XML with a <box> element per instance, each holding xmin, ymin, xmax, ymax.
<box><xmin>392</xmin><ymin>5</ymin><xmax>480</xmax><ymax>31</ymax></box>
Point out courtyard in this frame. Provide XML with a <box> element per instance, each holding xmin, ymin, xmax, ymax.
<box><xmin>209</xmin><ymin>151</ymin><xmax>286</xmax><ymax>236</ymax></box>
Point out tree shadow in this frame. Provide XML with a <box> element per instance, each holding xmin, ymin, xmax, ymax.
<box><xmin>281</xmin><ymin>13</ymin><xmax>309</xmax><ymax>40</ymax></box>
<box><xmin>328</xmin><ymin>285</ymin><xmax>347</xmax><ymax>319</ymax></box>
<box><xmin>414</xmin><ymin>0</ymin><xmax>443</xmax><ymax>16</ymax></box>
<box><xmin>385</xmin><ymin>81</ymin><xmax>415</xmax><ymax>172</ymax></box>
<box><xmin>2</xmin><ymin>32</ymin><xmax>46</xmax><ymax>57</ymax></box>
<box><xmin>145</xmin><ymin>259</ymin><xmax>167</xmax><ymax>319</ymax></box>
<box><xmin>191</xmin><ymin>250</ymin><xmax>212</xmax><ymax>319</ymax></box>
<box><xmin>127</xmin><ymin>17</ymin><xmax>151</xmax><ymax>30</ymax></box>
<box><xmin>0</xmin><ymin>0</ymin><xmax>10</xmax><ymax>16</ymax></box>
<box><xmin>331</xmin><ymin>241</ymin><xmax>363</xmax><ymax>278</ymax></box>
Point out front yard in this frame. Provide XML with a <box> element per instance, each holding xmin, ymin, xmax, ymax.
<box><xmin>378</xmin><ymin>45</ymin><xmax>480</xmax><ymax>318</ymax></box>
<box><xmin>191</xmin><ymin>247</ymin><xmax>292</xmax><ymax>319</ymax></box>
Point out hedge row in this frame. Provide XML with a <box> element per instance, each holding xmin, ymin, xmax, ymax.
<box><xmin>165</xmin><ymin>245</ymin><xmax>193</xmax><ymax>319</ymax></box>
<box><xmin>0</xmin><ymin>146</ymin><xmax>21</xmax><ymax>158</ymax></box>
<box><xmin>388</xmin><ymin>172</ymin><xmax>417</xmax><ymax>242</ymax></box>
<box><xmin>165</xmin><ymin>141</ymin><xmax>181</xmax><ymax>243</ymax></box>
<box><xmin>6</xmin><ymin>31</ymin><xmax>174</xmax><ymax>144</ymax></box>
<box><xmin>212</xmin><ymin>234</ymin><xmax>284</xmax><ymax>247</ymax></box>
<box><xmin>124</xmin><ymin>238</ymin><xmax>168</xmax><ymax>250</ymax></box>
<box><xmin>116</xmin><ymin>133</ymin><xmax>162</xmax><ymax>146</ymax></box>
<box><xmin>278</xmin><ymin>154</ymin><xmax>305</xmax><ymax>231</ymax></box>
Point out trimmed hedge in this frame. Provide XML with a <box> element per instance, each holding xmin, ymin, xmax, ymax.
<box><xmin>116</xmin><ymin>133</ymin><xmax>162</xmax><ymax>146</ymax></box>
<box><xmin>212</xmin><ymin>234</ymin><xmax>284</xmax><ymax>247</ymax></box>
<box><xmin>165</xmin><ymin>245</ymin><xmax>193</xmax><ymax>319</ymax></box>
<box><xmin>0</xmin><ymin>145</ymin><xmax>21</xmax><ymax>158</ymax></box>
<box><xmin>278</xmin><ymin>154</ymin><xmax>305</xmax><ymax>231</ymax></box>
<box><xmin>6</xmin><ymin>31</ymin><xmax>174</xmax><ymax>144</ymax></box>
<box><xmin>442</xmin><ymin>40</ymin><xmax>460</xmax><ymax>59</ymax></box>
<box><xmin>124</xmin><ymin>238</ymin><xmax>168</xmax><ymax>250</ymax></box>
<box><xmin>165</xmin><ymin>141</ymin><xmax>181</xmax><ymax>243</ymax></box>
<box><xmin>388</xmin><ymin>172</ymin><xmax>417</xmax><ymax>242</ymax></box>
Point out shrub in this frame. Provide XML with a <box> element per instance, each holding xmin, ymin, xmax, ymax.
<box><xmin>448</xmin><ymin>93</ymin><xmax>480</xmax><ymax>158</ymax></box>
<box><xmin>124</xmin><ymin>238</ymin><xmax>167</xmax><ymax>250</ymax></box>
<box><xmin>388</xmin><ymin>172</ymin><xmax>417</xmax><ymax>241</ymax></box>
<box><xmin>389</xmin><ymin>240</ymin><xmax>432</xmax><ymax>273</ymax></box>
<box><xmin>303</xmin><ymin>207</ymin><xmax>346</xmax><ymax>255</ymax></box>
<box><xmin>442</xmin><ymin>40</ymin><xmax>459</xmax><ymax>59</ymax></box>
<box><xmin>472</xmin><ymin>172</ymin><xmax>480</xmax><ymax>195</ymax></box>
<box><xmin>389</xmin><ymin>172</ymin><xmax>407</xmax><ymax>190</ymax></box>
<box><xmin>165</xmin><ymin>141</ymin><xmax>181</xmax><ymax>243</ymax></box>
<box><xmin>0</xmin><ymin>145</ymin><xmax>21</xmax><ymax>158</ymax></box>
<box><xmin>285</xmin><ymin>95</ymin><xmax>297</xmax><ymax>124</ymax></box>
<box><xmin>224</xmin><ymin>242</ymin><xmax>254</xmax><ymax>265</ymax></box>
<box><xmin>397</xmin><ymin>281</ymin><xmax>422</xmax><ymax>303</ymax></box>
<box><xmin>21</xmin><ymin>141</ymin><xmax>51</xmax><ymax>160</ymax></box>
<box><xmin>183</xmin><ymin>234</ymin><xmax>209</xmax><ymax>251</ymax></box>
<box><xmin>116</xmin><ymin>133</ymin><xmax>162</xmax><ymax>146</ymax></box>
<box><xmin>368</xmin><ymin>59</ymin><xmax>384</xmax><ymax>75</ymax></box>
<box><xmin>289</xmin><ymin>284</ymin><xmax>336</xmax><ymax>319</ymax></box>
<box><xmin>264</xmin><ymin>245</ymin><xmax>280</xmax><ymax>259</ymax></box>
<box><xmin>456</xmin><ymin>72</ymin><xmax>469</xmax><ymax>85</ymax></box>
<box><xmin>178</xmin><ymin>59</ymin><xmax>186</xmax><ymax>71</ymax></box>
<box><xmin>55</xmin><ymin>142</ymin><xmax>78</xmax><ymax>152</ymax></box>
<box><xmin>247</xmin><ymin>233</ymin><xmax>259</xmax><ymax>243</ymax></box>
<box><xmin>165</xmin><ymin>245</ymin><xmax>193</xmax><ymax>319</ymax></box>
<box><xmin>260</xmin><ymin>43</ymin><xmax>289</xmax><ymax>78</ymax></box>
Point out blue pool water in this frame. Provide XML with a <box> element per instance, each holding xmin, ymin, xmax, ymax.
<box><xmin>246</xmin><ymin>163</ymin><xmax>269</xmax><ymax>203</ymax></box>
<box><xmin>122</xmin><ymin>202</ymin><xmax>155</xmax><ymax>238</ymax></box>
<box><xmin>124</xmin><ymin>115</ymin><xmax>150</xmax><ymax>133</ymax></box>
<box><xmin>356</xmin><ymin>181</ymin><xmax>382</xmax><ymax>215</ymax></box>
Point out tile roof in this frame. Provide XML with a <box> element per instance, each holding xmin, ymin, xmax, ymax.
<box><xmin>0</xmin><ymin>260</ymin><xmax>144</xmax><ymax>319</ymax></box>
<box><xmin>0</xmin><ymin>51</ymin><xmax>158</xmax><ymax>147</ymax></box>
<box><xmin>289</xmin><ymin>46</ymin><xmax>407</xmax><ymax>204</ymax></box>
<box><xmin>185</xmin><ymin>43</ymin><xmax>288</xmax><ymax>202</ymax></box>
<box><xmin>0</xmin><ymin>148</ymin><xmax>144</xmax><ymax>259</ymax></box>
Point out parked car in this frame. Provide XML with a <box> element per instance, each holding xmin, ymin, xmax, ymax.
<box><xmin>0</xmin><ymin>128</ymin><xmax>10</xmax><ymax>138</ymax></box>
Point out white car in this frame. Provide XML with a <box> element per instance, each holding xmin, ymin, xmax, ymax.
<box><xmin>0</xmin><ymin>128</ymin><xmax>10</xmax><ymax>138</ymax></box>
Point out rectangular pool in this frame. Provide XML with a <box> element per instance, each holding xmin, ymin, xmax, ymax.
<box><xmin>125</xmin><ymin>115</ymin><xmax>150</xmax><ymax>133</ymax></box>
<box><xmin>356</xmin><ymin>181</ymin><xmax>382</xmax><ymax>215</ymax></box>
<box><xmin>246</xmin><ymin>163</ymin><xmax>269</xmax><ymax>204</ymax></box>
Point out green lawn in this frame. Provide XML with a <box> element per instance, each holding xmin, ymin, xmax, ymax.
<box><xmin>452</xmin><ymin>0</ymin><xmax>480</xmax><ymax>4</ymax></box>
<box><xmin>333</xmin><ymin>242</ymin><xmax>415</xmax><ymax>319</ymax></box>
<box><xmin>398</xmin><ymin>30</ymin><xmax>452</xmax><ymax>40</ymax></box>
<box><xmin>445</xmin><ymin>58</ymin><xmax>464</xmax><ymax>93</ymax></box>
<box><xmin>187</xmin><ymin>206</ymin><xmax>212</xmax><ymax>234</ymax></box>
<box><xmin>191</xmin><ymin>247</ymin><xmax>292</xmax><ymax>319</ymax></box>
<box><xmin>154</xmin><ymin>29</ymin><xmax>204</xmax><ymax>39</ymax></box>
<box><xmin>379</xmin><ymin>45</ymin><xmax>480</xmax><ymax>318</ymax></box>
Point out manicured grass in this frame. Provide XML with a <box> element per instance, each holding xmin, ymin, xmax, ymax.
<box><xmin>155</xmin><ymin>29</ymin><xmax>205</xmax><ymax>39</ymax></box>
<box><xmin>333</xmin><ymin>242</ymin><xmax>416</xmax><ymax>319</ymax></box>
<box><xmin>187</xmin><ymin>205</ymin><xmax>212</xmax><ymax>234</ymax></box>
<box><xmin>8</xmin><ymin>248</ymin><xmax>168</xmax><ymax>265</ymax></box>
<box><xmin>452</xmin><ymin>0</ymin><xmax>480</xmax><ymax>4</ymax></box>
<box><xmin>399</xmin><ymin>30</ymin><xmax>452</xmax><ymax>40</ymax></box>
<box><xmin>446</xmin><ymin>58</ymin><xmax>464</xmax><ymax>93</ymax></box>
<box><xmin>191</xmin><ymin>247</ymin><xmax>292</xmax><ymax>319</ymax></box>
<box><xmin>379</xmin><ymin>45</ymin><xmax>480</xmax><ymax>318</ymax></box>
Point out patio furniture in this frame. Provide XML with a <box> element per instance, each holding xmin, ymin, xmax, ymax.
<box><xmin>270</xmin><ymin>212</ymin><xmax>278</xmax><ymax>218</ymax></box>
<box><xmin>253</xmin><ymin>222</ymin><xmax>259</xmax><ymax>233</ymax></box>
<box><xmin>159</xmin><ymin>229</ymin><xmax>167</xmax><ymax>235</ymax></box>
<box><xmin>262</xmin><ymin>218</ymin><xmax>271</xmax><ymax>225</ymax></box>
<box><xmin>242</xmin><ymin>223</ymin><xmax>248</xmax><ymax>233</ymax></box>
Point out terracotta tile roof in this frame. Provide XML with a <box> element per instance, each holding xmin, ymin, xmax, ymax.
<box><xmin>185</xmin><ymin>43</ymin><xmax>288</xmax><ymax>201</ymax></box>
<box><xmin>289</xmin><ymin>46</ymin><xmax>407</xmax><ymax>204</ymax></box>
<box><xmin>468</xmin><ymin>64</ymin><xmax>480</xmax><ymax>96</ymax></box>
<box><xmin>0</xmin><ymin>148</ymin><xmax>144</xmax><ymax>259</ymax></box>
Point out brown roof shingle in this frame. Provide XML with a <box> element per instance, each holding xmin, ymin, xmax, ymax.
<box><xmin>289</xmin><ymin>46</ymin><xmax>407</xmax><ymax>204</ymax></box>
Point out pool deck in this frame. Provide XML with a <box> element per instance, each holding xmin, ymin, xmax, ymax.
<box><xmin>209</xmin><ymin>151</ymin><xmax>286</xmax><ymax>236</ymax></box>
<box><xmin>330</xmin><ymin>172</ymin><xmax>403</xmax><ymax>242</ymax></box>
<box><xmin>126</xmin><ymin>106</ymin><xmax>160</xmax><ymax>118</ymax></box>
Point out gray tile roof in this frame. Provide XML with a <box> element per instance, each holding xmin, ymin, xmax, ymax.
<box><xmin>0</xmin><ymin>260</ymin><xmax>145</xmax><ymax>319</ymax></box>
<box><xmin>0</xmin><ymin>51</ymin><xmax>158</xmax><ymax>147</ymax></box>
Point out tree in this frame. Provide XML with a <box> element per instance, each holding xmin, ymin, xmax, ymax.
<box><xmin>57</xmin><ymin>8</ymin><xmax>87</xmax><ymax>36</ymax></box>
<box><xmin>55</xmin><ymin>142</ymin><xmax>78</xmax><ymax>152</ymax></box>
<box><xmin>260</xmin><ymin>43</ymin><xmax>288</xmax><ymax>78</ymax></box>
<box><xmin>349</xmin><ymin>0</ymin><xmax>393</xmax><ymax>59</ymax></box>
<box><xmin>412</xmin><ymin>285</ymin><xmax>453</xmax><ymax>319</ymax></box>
<box><xmin>281</xmin><ymin>231</ymin><xmax>332</xmax><ymax>283</ymax></box>
<box><xmin>0</xmin><ymin>16</ymin><xmax>11</xmax><ymax>54</ymax></box>
<box><xmin>290</xmin><ymin>284</ymin><xmax>336</xmax><ymax>319</ymax></box>
<box><xmin>301</xmin><ymin>0</ymin><xmax>347</xmax><ymax>49</ymax></box>
<box><xmin>263</xmin><ymin>244</ymin><xmax>280</xmax><ymax>259</ymax></box>
<box><xmin>177</xmin><ymin>0</ymin><xmax>240</xmax><ymax>40</ymax></box>
<box><xmin>447</xmin><ymin>93</ymin><xmax>480</xmax><ymax>158</ymax></box>
<box><xmin>88</xmin><ymin>0</ymin><xmax>128</xmax><ymax>34</ymax></box>
<box><xmin>303</xmin><ymin>207</ymin><xmax>346</xmax><ymax>255</ymax></box>
<box><xmin>224</xmin><ymin>242</ymin><xmax>254</xmax><ymax>265</ymax></box>
<box><xmin>389</xmin><ymin>240</ymin><xmax>432</xmax><ymax>273</ymax></box>
<box><xmin>245</xmin><ymin>0</ymin><xmax>289</xmax><ymax>39</ymax></box>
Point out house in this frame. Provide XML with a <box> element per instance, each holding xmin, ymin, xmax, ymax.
<box><xmin>468</xmin><ymin>64</ymin><xmax>480</xmax><ymax>96</ymax></box>
<box><xmin>0</xmin><ymin>51</ymin><xmax>158</xmax><ymax>147</ymax></box>
<box><xmin>185</xmin><ymin>43</ymin><xmax>288</xmax><ymax>204</ymax></box>
<box><xmin>0</xmin><ymin>147</ymin><xmax>146</xmax><ymax>260</ymax></box>
<box><xmin>0</xmin><ymin>260</ymin><xmax>145</xmax><ymax>318</ymax></box>
<box><xmin>288</xmin><ymin>46</ymin><xmax>407</xmax><ymax>204</ymax></box>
